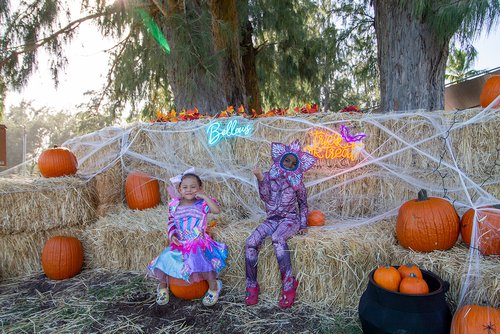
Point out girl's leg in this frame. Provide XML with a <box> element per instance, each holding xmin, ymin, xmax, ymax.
<box><xmin>208</xmin><ymin>279</ymin><xmax>218</xmax><ymax>291</ymax></box>
<box><xmin>156</xmin><ymin>281</ymin><xmax>169</xmax><ymax>305</ymax></box>
<box><xmin>271</xmin><ymin>219</ymin><xmax>300</xmax><ymax>289</ymax></box>
<box><xmin>245</xmin><ymin>221</ymin><xmax>275</xmax><ymax>287</ymax></box>
<box><xmin>202</xmin><ymin>279</ymin><xmax>222</xmax><ymax>307</ymax></box>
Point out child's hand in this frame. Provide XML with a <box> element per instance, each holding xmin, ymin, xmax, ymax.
<box><xmin>297</xmin><ymin>228</ymin><xmax>308</xmax><ymax>235</ymax></box>
<box><xmin>171</xmin><ymin>236</ymin><xmax>182</xmax><ymax>246</ymax></box>
<box><xmin>252</xmin><ymin>166</ymin><xmax>264</xmax><ymax>181</ymax></box>
<box><xmin>195</xmin><ymin>192</ymin><xmax>208</xmax><ymax>200</ymax></box>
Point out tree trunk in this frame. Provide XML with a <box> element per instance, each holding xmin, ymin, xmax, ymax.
<box><xmin>241</xmin><ymin>20</ymin><xmax>261</xmax><ymax>113</ymax></box>
<box><xmin>209</xmin><ymin>0</ymin><xmax>247</xmax><ymax>109</ymax></box>
<box><xmin>373</xmin><ymin>0</ymin><xmax>451</xmax><ymax>112</ymax></box>
<box><xmin>161</xmin><ymin>0</ymin><xmax>245</xmax><ymax>115</ymax></box>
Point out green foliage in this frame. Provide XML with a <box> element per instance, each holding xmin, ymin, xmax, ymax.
<box><xmin>445</xmin><ymin>45</ymin><xmax>479</xmax><ymax>82</ymax></box>
<box><xmin>402</xmin><ymin>0</ymin><xmax>500</xmax><ymax>41</ymax></box>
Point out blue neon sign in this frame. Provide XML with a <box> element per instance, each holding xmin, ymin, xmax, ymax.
<box><xmin>206</xmin><ymin>119</ymin><xmax>254</xmax><ymax>146</ymax></box>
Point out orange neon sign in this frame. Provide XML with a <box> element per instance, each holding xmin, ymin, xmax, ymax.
<box><xmin>304</xmin><ymin>130</ymin><xmax>363</xmax><ymax>161</ymax></box>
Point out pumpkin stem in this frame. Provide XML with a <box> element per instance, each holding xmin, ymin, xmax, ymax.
<box><xmin>417</xmin><ymin>189</ymin><xmax>428</xmax><ymax>201</ymax></box>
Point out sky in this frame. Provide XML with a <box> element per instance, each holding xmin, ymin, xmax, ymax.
<box><xmin>3</xmin><ymin>20</ymin><xmax>500</xmax><ymax>113</ymax></box>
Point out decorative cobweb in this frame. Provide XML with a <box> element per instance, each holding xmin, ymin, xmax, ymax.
<box><xmin>1</xmin><ymin>102</ymin><xmax>499</xmax><ymax>309</ymax></box>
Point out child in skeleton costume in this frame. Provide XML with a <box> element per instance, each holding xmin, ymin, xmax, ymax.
<box><xmin>245</xmin><ymin>140</ymin><xmax>317</xmax><ymax>308</ymax></box>
<box><xmin>147</xmin><ymin>169</ymin><xmax>228</xmax><ymax>307</ymax></box>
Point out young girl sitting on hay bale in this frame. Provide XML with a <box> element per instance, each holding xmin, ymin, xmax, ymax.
<box><xmin>245</xmin><ymin>140</ymin><xmax>317</xmax><ymax>308</ymax></box>
<box><xmin>147</xmin><ymin>169</ymin><xmax>228</xmax><ymax>306</ymax></box>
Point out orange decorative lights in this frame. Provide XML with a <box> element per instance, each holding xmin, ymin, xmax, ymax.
<box><xmin>304</xmin><ymin>130</ymin><xmax>364</xmax><ymax>162</ymax></box>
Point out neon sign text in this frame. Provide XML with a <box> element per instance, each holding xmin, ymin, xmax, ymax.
<box><xmin>304</xmin><ymin>130</ymin><xmax>364</xmax><ymax>161</ymax></box>
<box><xmin>207</xmin><ymin>119</ymin><xmax>253</xmax><ymax>146</ymax></box>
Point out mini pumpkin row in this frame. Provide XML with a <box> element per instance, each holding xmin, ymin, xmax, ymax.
<box><xmin>373</xmin><ymin>265</ymin><xmax>429</xmax><ymax>295</ymax></box>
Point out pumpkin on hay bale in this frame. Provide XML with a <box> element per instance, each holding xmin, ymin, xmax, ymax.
<box><xmin>169</xmin><ymin>277</ymin><xmax>208</xmax><ymax>300</ymax></box>
<box><xmin>38</xmin><ymin>146</ymin><xmax>78</xmax><ymax>178</ymax></box>
<box><xmin>460</xmin><ymin>205</ymin><xmax>499</xmax><ymax>256</ymax></box>
<box><xmin>307</xmin><ymin>210</ymin><xmax>325</xmax><ymax>226</ymax></box>
<box><xmin>125</xmin><ymin>171</ymin><xmax>161</xmax><ymax>210</ymax></box>
<box><xmin>451</xmin><ymin>304</ymin><xmax>500</xmax><ymax>334</ymax></box>
<box><xmin>41</xmin><ymin>236</ymin><xmax>84</xmax><ymax>280</ymax></box>
<box><xmin>479</xmin><ymin>75</ymin><xmax>500</xmax><ymax>108</ymax></box>
<box><xmin>396</xmin><ymin>189</ymin><xmax>460</xmax><ymax>252</ymax></box>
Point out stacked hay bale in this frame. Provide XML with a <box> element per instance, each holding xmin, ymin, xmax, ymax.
<box><xmin>0</xmin><ymin>176</ymin><xmax>97</xmax><ymax>279</ymax></box>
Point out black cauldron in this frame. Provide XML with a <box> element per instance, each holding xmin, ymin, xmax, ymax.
<box><xmin>358</xmin><ymin>267</ymin><xmax>452</xmax><ymax>334</ymax></box>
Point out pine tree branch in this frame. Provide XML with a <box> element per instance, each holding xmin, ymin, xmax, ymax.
<box><xmin>1</xmin><ymin>11</ymin><xmax>109</xmax><ymax>68</ymax></box>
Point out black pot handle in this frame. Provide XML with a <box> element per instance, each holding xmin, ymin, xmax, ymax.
<box><xmin>442</xmin><ymin>281</ymin><xmax>450</xmax><ymax>293</ymax></box>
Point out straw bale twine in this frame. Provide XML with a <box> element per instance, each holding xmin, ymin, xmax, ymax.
<box><xmin>0</xmin><ymin>226</ymin><xmax>89</xmax><ymax>280</ymax></box>
<box><xmin>0</xmin><ymin>176</ymin><xmax>97</xmax><ymax>234</ymax></box>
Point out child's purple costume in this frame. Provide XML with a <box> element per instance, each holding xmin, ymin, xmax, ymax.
<box><xmin>147</xmin><ymin>197</ymin><xmax>228</xmax><ymax>285</ymax></box>
<box><xmin>245</xmin><ymin>140</ymin><xmax>317</xmax><ymax>292</ymax></box>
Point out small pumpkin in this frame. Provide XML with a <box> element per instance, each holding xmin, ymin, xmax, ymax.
<box><xmin>38</xmin><ymin>146</ymin><xmax>78</xmax><ymax>178</ymax></box>
<box><xmin>307</xmin><ymin>210</ymin><xmax>325</xmax><ymax>226</ymax></box>
<box><xmin>397</xmin><ymin>264</ymin><xmax>423</xmax><ymax>279</ymax></box>
<box><xmin>41</xmin><ymin>236</ymin><xmax>84</xmax><ymax>280</ymax></box>
<box><xmin>169</xmin><ymin>277</ymin><xmax>209</xmax><ymax>300</ymax></box>
<box><xmin>460</xmin><ymin>205</ymin><xmax>499</xmax><ymax>256</ymax></box>
<box><xmin>125</xmin><ymin>171</ymin><xmax>161</xmax><ymax>210</ymax></box>
<box><xmin>479</xmin><ymin>76</ymin><xmax>500</xmax><ymax>108</ymax></box>
<box><xmin>399</xmin><ymin>273</ymin><xmax>429</xmax><ymax>295</ymax></box>
<box><xmin>373</xmin><ymin>266</ymin><xmax>401</xmax><ymax>292</ymax></box>
<box><xmin>396</xmin><ymin>189</ymin><xmax>460</xmax><ymax>252</ymax></box>
<box><xmin>451</xmin><ymin>304</ymin><xmax>500</xmax><ymax>334</ymax></box>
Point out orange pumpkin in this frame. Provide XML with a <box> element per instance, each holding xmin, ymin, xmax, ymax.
<box><xmin>41</xmin><ymin>236</ymin><xmax>84</xmax><ymax>280</ymax></box>
<box><xmin>38</xmin><ymin>146</ymin><xmax>78</xmax><ymax>178</ymax></box>
<box><xmin>125</xmin><ymin>171</ymin><xmax>161</xmax><ymax>210</ymax></box>
<box><xmin>461</xmin><ymin>206</ymin><xmax>499</xmax><ymax>256</ymax></box>
<box><xmin>397</xmin><ymin>264</ymin><xmax>423</xmax><ymax>279</ymax></box>
<box><xmin>479</xmin><ymin>76</ymin><xmax>500</xmax><ymax>108</ymax></box>
<box><xmin>451</xmin><ymin>305</ymin><xmax>500</xmax><ymax>334</ymax></box>
<box><xmin>399</xmin><ymin>273</ymin><xmax>429</xmax><ymax>295</ymax></box>
<box><xmin>307</xmin><ymin>210</ymin><xmax>325</xmax><ymax>226</ymax></box>
<box><xmin>396</xmin><ymin>189</ymin><xmax>460</xmax><ymax>252</ymax></box>
<box><xmin>169</xmin><ymin>277</ymin><xmax>209</xmax><ymax>300</ymax></box>
<box><xmin>373</xmin><ymin>266</ymin><xmax>401</xmax><ymax>292</ymax></box>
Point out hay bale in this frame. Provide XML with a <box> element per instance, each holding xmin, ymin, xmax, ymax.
<box><xmin>83</xmin><ymin>209</ymin><xmax>498</xmax><ymax>311</ymax></box>
<box><xmin>83</xmin><ymin>205</ymin><xmax>167</xmax><ymax>271</ymax></box>
<box><xmin>212</xmin><ymin>218</ymin><xmax>396</xmax><ymax>309</ymax></box>
<box><xmin>60</xmin><ymin>109</ymin><xmax>498</xmax><ymax>224</ymax></box>
<box><xmin>0</xmin><ymin>226</ymin><xmax>90</xmax><ymax>279</ymax></box>
<box><xmin>0</xmin><ymin>176</ymin><xmax>97</xmax><ymax>234</ymax></box>
<box><xmin>94</xmin><ymin>162</ymin><xmax>123</xmax><ymax>217</ymax></box>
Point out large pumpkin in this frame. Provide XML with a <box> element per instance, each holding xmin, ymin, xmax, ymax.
<box><xmin>41</xmin><ymin>236</ymin><xmax>84</xmax><ymax>280</ymax></box>
<box><xmin>460</xmin><ymin>205</ymin><xmax>500</xmax><ymax>256</ymax></box>
<box><xmin>451</xmin><ymin>304</ymin><xmax>500</xmax><ymax>334</ymax></box>
<box><xmin>38</xmin><ymin>146</ymin><xmax>78</xmax><ymax>178</ymax></box>
<box><xmin>396</xmin><ymin>189</ymin><xmax>460</xmax><ymax>252</ymax></box>
<box><xmin>307</xmin><ymin>210</ymin><xmax>325</xmax><ymax>226</ymax></box>
<box><xmin>125</xmin><ymin>171</ymin><xmax>161</xmax><ymax>210</ymax></box>
<box><xmin>169</xmin><ymin>277</ymin><xmax>209</xmax><ymax>300</ymax></box>
<box><xmin>479</xmin><ymin>76</ymin><xmax>500</xmax><ymax>108</ymax></box>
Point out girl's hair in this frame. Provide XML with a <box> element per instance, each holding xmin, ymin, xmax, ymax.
<box><xmin>180</xmin><ymin>173</ymin><xmax>202</xmax><ymax>186</ymax></box>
